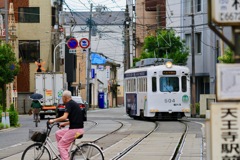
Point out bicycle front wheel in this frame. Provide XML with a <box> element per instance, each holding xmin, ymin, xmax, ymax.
<box><xmin>21</xmin><ymin>143</ymin><xmax>51</xmax><ymax>160</ymax></box>
<box><xmin>71</xmin><ymin>143</ymin><xmax>104</xmax><ymax>160</ymax></box>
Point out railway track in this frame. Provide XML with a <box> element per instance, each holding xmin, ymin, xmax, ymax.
<box><xmin>111</xmin><ymin>121</ymin><xmax>159</xmax><ymax>160</ymax></box>
<box><xmin>98</xmin><ymin>119</ymin><xmax>204</xmax><ymax>160</ymax></box>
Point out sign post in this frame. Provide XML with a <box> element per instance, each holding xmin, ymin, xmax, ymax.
<box><xmin>208</xmin><ymin>1</ymin><xmax>240</xmax><ymax>158</ymax></box>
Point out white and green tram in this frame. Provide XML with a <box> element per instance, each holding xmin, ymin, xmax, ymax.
<box><xmin>124</xmin><ymin>61</ymin><xmax>191</xmax><ymax>120</ymax></box>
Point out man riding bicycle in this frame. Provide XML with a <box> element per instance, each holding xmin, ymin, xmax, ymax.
<box><xmin>31</xmin><ymin>100</ymin><xmax>42</xmax><ymax>122</ymax></box>
<box><xmin>49</xmin><ymin>90</ymin><xmax>84</xmax><ymax>160</ymax></box>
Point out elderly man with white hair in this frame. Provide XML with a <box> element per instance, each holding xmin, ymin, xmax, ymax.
<box><xmin>49</xmin><ymin>90</ymin><xmax>84</xmax><ymax>160</ymax></box>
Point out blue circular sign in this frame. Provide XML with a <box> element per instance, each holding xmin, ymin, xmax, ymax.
<box><xmin>67</xmin><ymin>38</ymin><xmax>78</xmax><ymax>49</ymax></box>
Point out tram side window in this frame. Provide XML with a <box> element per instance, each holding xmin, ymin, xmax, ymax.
<box><xmin>182</xmin><ymin>76</ymin><xmax>187</xmax><ymax>92</ymax></box>
<box><xmin>139</xmin><ymin>78</ymin><xmax>142</xmax><ymax>92</ymax></box>
<box><xmin>133</xmin><ymin>79</ymin><xmax>136</xmax><ymax>92</ymax></box>
<box><xmin>144</xmin><ymin>78</ymin><xmax>147</xmax><ymax>92</ymax></box>
<box><xmin>160</xmin><ymin>77</ymin><xmax>179</xmax><ymax>92</ymax></box>
<box><xmin>152</xmin><ymin>77</ymin><xmax>157</xmax><ymax>92</ymax></box>
<box><xmin>126</xmin><ymin>79</ymin><xmax>136</xmax><ymax>92</ymax></box>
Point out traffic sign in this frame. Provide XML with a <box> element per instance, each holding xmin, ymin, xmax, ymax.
<box><xmin>212</xmin><ymin>0</ymin><xmax>240</xmax><ymax>25</ymax></box>
<box><xmin>69</xmin><ymin>49</ymin><xmax>76</xmax><ymax>54</ymax></box>
<box><xmin>67</xmin><ymin>38</ymin><xmax>78</xmax><ymax>49</ymax></box>
<box><xmin>79</xmin><ymin>38</ymin><xmax>90</xmax><ymax>49</ymax></box>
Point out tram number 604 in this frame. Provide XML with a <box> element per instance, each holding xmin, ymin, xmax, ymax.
<box><xmin>164</xmin><ymin>99</ymin><xmax>175</xmax><ymax>103</ymax></box>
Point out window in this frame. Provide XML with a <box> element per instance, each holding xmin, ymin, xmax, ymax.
<box><xmin>185</xmin><ymin>0</ymin><xmax>201</xmax><ymax>14</ymax></box>
<box><xmin>185</xmin><ymin>33</ymin><xmax>201</xmax><ymax>54</ymax></box>
<box><xmin>196</xmin><ymin>0</ymin><xmax>201</xmax><ymax>12</ymax></box>
<box><xmin>138</xmin><ymin>78</ymin><xmax>147</xmax><ymax>92</ymax></box>
<box><xmin>152</xmin><ymin>77</ymin><xmax>157</xmax><ymax>92</ymax></box>
<box><xmin>185</xmin><ymin>34</ymin><xmax>191</xmax><ymax>54</ymax></box>
<box><xmin>125</xmin><ymin>79</ymin><xmax>136</xmax><ymax>92</ymax></box>
<box><xmin>195</xmin><ymin>32</ymin><xmax>202</xmax><ymax>54</ymax></box>
<box><xmin>182</xmin><ymin>76</ymin><xmax>187</xmax><ymax>92</ymax></box>
<box><xmin>160</xmin><ymin>77</ymin><xmax>179</xmax><ymax>92</ymax></box>
<box><xmin>18</xmin><ymin>7</ymin><xmax>40</xmax><ymax>23</ymax></box>
<box><xmin>19</xmin><ymin>40</ymin><xmax>40</xmax><ymax>62</ymax></box>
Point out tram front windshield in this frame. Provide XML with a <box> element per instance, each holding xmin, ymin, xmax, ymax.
<box><xmin>160</xmin><ymin>77</ymin><xmax>179</xmax><ymax>92</ymax></box>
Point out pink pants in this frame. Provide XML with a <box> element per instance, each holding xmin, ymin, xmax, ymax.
<box><xmin>55</xmin><ymin>128</ymin><xmax>84</xmax><ymax>160</ymax></box>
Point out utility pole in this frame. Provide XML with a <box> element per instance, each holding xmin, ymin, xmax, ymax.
<box><xmin>53</xmin><ymin>0</ymin><xmax>62</xmax><ymax>72</ymax></box>
<box><xmin>5</xmin><ymin>0</ymin><xmax>8</xmax><ymax>43</ymax></box>
<box><xmin>191</xmin><ymin>0</ymin><xmax>196</xmax><ymax>117</ymax></box>
<box><xmin>124</xmin><ymin>5</ymin><xmax>130</xmax><ymax>71</ymax></box>
<box><xmin>86</xmin><ymin>3</ymin><xmax>93</xmax><ymax>109</ymax></box>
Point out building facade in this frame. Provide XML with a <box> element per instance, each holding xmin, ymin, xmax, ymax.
<box><xmin>0</xmin><ymin>0</ymin><xmax>63</xmax><ymax>113</ymax></box>
<box><xmin>130</xmin><ymin>0</ymin><xmax>225</xmax><ymax>102</ymax></box>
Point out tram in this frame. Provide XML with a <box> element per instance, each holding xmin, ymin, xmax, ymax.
<box><xmin>124</xmin><ymin>58</ymin><xmax>191</xmax><ymax>120</ymax></box>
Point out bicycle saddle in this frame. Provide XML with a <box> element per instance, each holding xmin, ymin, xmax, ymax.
<box><xmin>76</xmin><ymin>135</ymin><xmax>83</xmax><ymax>139</ymax></box>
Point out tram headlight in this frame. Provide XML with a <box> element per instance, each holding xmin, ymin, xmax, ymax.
<box><xmin>165</xmin><ymin>61</ymin><xmax>172</xmax><ymax>68</ymax></box>
<box><xmin>182</xmin><ymin>95</ymin><xmax>189</xmax><ymax>102</ymax></box>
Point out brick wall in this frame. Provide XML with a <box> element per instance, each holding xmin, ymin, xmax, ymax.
<box><xmin>17</xmin><ymin>63</ymin><xmax>30</xmax><ymax>92</ymax></box>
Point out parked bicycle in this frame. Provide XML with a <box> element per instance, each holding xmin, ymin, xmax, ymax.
<box><xmin>21</xmin><ymin>121</ymin><xmax>104</xmax><ymax>160</ymax></box>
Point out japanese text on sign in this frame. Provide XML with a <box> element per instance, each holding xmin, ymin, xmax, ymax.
<box><xmin>211</xmin><ymin>103</ymin><xmax>240</xmax><ymax>160</ymax></box>
<box><xmin>212</xmin><ymin>0</ymin><xmax>240</xmax><ymax>25</ymax></box>
<box><xmin>221</xmin><ymin>108</ymin><xmax>239</xmax><ymax>159</ymax></box>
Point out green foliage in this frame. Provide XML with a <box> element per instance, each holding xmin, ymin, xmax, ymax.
<box><xmin>0</xmin><ymin>42</ymin><xmax>20</xmax><ymax>111</ymax></box>
<box><xmin>0</xmin><ymin>112</ymin><xmax>1</xmax><ymax>121</ymax></box>
<box><xmin>9</xmin><ymin>103</ymin><xmax>15</xmax><ymax>112</ymax></box>
<box><xmin>195</xmin><ymin>103</ymin><xmax>200</xmax><ymax>115</ymax></box>
<box><xmin>7</xmin><ymin>105</ymin><xmax>19</xmax><ymax>127</ymax></box>
<box><xmin>218</xmin><ymin>48</ymin><xmax>235</xmax><ymax>63</ymax></box>
<box><xmin>5</xmin><ymin>124</ymin><xmax>9</xmax><ymax>128</ymax></box>
<box><xmin>0</xmin><ymin>89</ymin><xmax>2</xmax><ymax>105</ymax></box>
<box><xmin>134</xmin><ymin>29</ymin><xmax>189</xmax><ymax>66</ymax></box>
<box><xmin>0</xmin><ymin>123</ymin><xmax>4</xmax><ymax>129</ymax></box>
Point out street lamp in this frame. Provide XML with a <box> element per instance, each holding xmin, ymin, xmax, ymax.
<box><xmin>53</xmin><ymin>42</ymin><xmax>66</xmax><ymax>72</ymax></box>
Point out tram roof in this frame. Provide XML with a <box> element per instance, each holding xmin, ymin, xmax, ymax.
<box><xmin>125</xmin><ymin>64</ymin><xmax>189</xmax><ymax>74</ymax></box>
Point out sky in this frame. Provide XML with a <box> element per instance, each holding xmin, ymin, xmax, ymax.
<box><xmin>64</xmin><ymin>0</ymin><xmax>126</xmax><ymax>12</ymax></box>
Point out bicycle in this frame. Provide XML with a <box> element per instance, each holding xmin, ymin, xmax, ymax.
<box><xmin>33</xmin><ymin>108</ymin><xmax>40</xmax><ymax>127</ymax></box>
<box><xmin>21</xmin><ymin>121</ymin><xmax>104</xmax><ymax>160</ymax></box>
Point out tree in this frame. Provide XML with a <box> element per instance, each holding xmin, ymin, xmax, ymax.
<box><xmin>0</xmin><ymin>42</ymin><xmax>19</xmax><ymax>112</ymax></box>
<box><xmin>218</xmin><ymin>47</ymin><xmax>235</xmax><ymax>63</ymax></box>
<box><xmin>134</xmin><ymin>29</ymin><xmax>189</xmax><ymax>66</ymax></box>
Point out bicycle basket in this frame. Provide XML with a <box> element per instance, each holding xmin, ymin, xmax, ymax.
<box><xmin>29</xmin><ymin>130</ymin><xmax>47</xmax><ymax>143</ymax></box>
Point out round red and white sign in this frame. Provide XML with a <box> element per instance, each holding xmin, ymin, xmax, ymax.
<box><xmin>79</xmin><ymin>38</ymin><xmax>90</xmax><ymax>49</ymax></box>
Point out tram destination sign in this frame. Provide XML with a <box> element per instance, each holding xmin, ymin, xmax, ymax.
<box><xmin>124</xmin><ymin>71</ymin><xmax>147</xmax><ymax>78</ymax></box>
<box><xmin>212</xmin><ymin>0</ymin><xmax>240</xmax><ymax>25</ymax></box>
<box><xmin>162</xmin><ymin>71</ymin><xmax>176</xmax><ymax>75</ymax></box>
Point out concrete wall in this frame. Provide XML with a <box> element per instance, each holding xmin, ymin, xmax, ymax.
<box><xmin>17</xmin><ymin>93</ymin><xmax>33</xmax><ymax>114</ymax></box>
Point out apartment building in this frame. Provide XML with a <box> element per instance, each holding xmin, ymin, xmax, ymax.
<box><xmin>1</xmin><ymin>0</ymin><xmax>57</xmax><ymax>113</ymax></box>
<box><xmin>130</xmin><ymin>0</ymin><xmax>228</xmax><ymax>102</ymax></box>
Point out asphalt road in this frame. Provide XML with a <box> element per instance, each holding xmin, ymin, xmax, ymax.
<box><xmin>0</xmin><ymin>114</ymin><xmax>56</xmax><ymax>150</ymax></box>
